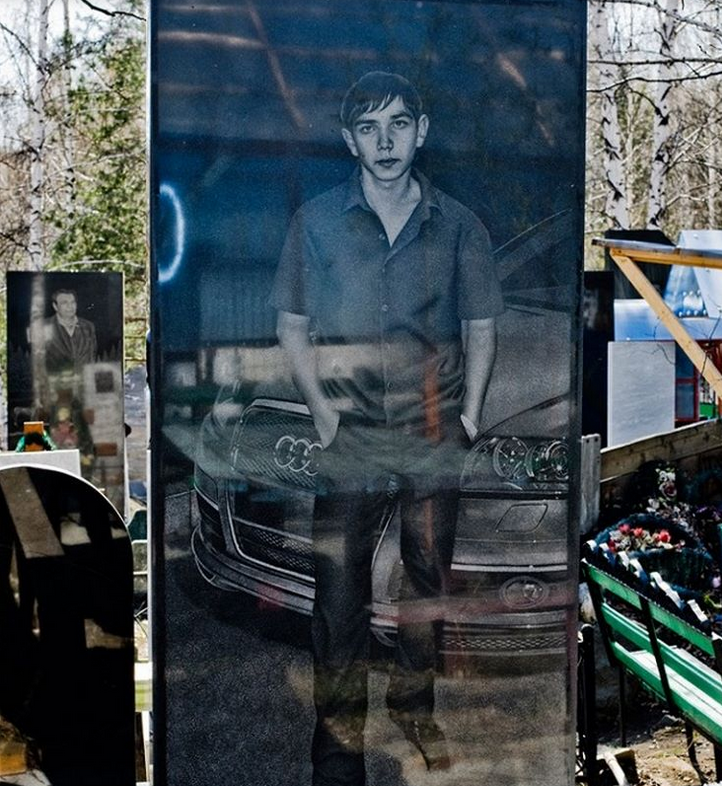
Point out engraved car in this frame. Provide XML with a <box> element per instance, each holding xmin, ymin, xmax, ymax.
<box><xmin>192</xmin><ymin>385</ymin><xmax>575</xmax><ymax>664</ymax></box>
<box><xmin>191</xmin><ymin>214</ymin><xmax>578</xmax><ymax>664</ymax></box>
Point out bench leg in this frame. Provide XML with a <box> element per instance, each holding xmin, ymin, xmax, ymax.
<box><xmin>618</xmin><ymin>665</ymin><xmax>628</xmax><ymax>748</ymax></box>
<box><xmin>715</xmin><ymin>743</ymin><xmax>722</xmax><ymax>782</ymax></box>
<box><xmin>683</xmin><ymin>722</ymin><xmax>704</xmax><ymax>781</ymax></box>
<box><xmin>579</xmin><ymin>625</ymin><xmax>598</xmax><ymax>785</ymax></box>
<box><xmin>135</xmin><ymin>711</ymin><xmax>147</xmax><ymax>782</ymax></box>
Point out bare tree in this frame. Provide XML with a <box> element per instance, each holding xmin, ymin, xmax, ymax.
<box><xmin>589</xmin><ymin>0</ymin><xmax>631</xmax><ymax>229</ymax></box>
<box><xmin>586</xmin><ymin>0</ymin><xmax>722</xmax><ymax>260</ymax></box>
<box><xmin>646</xmin><ymin>0</ymin><xmax>680</xmax><ymax>229</ymax></box>
<box><xmin>28</xmin><ymin>0</ymin><xmax>49</xmax><ymax>271</ymax></box>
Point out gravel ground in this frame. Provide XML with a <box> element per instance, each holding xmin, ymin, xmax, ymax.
<box><xmin>595</xmin><ymin>697</ymin><xmax>718</xmax><ymax>786</ymax></box>
<box><xmin>633</xmin><ymin>724</ymin><xmax>716</xmax><ymax>786</ymax></box>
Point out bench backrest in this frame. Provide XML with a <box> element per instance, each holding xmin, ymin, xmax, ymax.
<box><xmin>583</xmin><ymin>554</ymin><xmax>722</xmax><ymax>743</ymax></box>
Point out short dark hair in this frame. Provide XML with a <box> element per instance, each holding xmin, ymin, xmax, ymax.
<box><xmin>51</xmin><ymin>288</ymin><xmax>77</xmax><ymax>304</ymax></box>
<box><xmin>340</xmin><ymin>71</ymin><xmax>423</xmax><ymax>129</ymax></box>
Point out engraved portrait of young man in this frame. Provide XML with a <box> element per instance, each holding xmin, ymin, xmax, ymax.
<box><xmin>271</xmin><ymin>71</ymin><xmax>504</xmax><ymax>786</ymax></box>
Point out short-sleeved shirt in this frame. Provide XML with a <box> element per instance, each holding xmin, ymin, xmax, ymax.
<box><xmin>270</xmin><ymin>168</ymin><xmax>504</xmax><ymax>429</ymax></box>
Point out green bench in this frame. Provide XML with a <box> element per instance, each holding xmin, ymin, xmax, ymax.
<box><xmin>582</xmin><ymin>544</ymin><xmax>722</xmax><ymax>780</ymax></box>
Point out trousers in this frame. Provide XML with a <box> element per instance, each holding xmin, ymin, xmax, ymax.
<box><xmin>310</xmin><ymin>416</ymin><xmax>464</xmax><ymax>786</ymax></box>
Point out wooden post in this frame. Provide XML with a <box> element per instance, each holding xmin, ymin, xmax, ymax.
<box><xmin>611</xmin><ymin>252</ymin><xmax>722</xmax><ymax>404</ymax></box>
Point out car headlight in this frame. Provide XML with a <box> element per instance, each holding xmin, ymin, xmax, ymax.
<box><xmin>462</xmin><ymin>436</ymin><xmax>569</xmax><ymax>493</ymax></box>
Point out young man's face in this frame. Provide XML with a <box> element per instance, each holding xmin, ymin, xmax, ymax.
<box><xmin>342</xmin><ymin>96</ymin><xmax>429</xmax><ymax>184</ymax></box>
<box><xmin>53</xmin><ymin>293</ymin><xmax>77</xmax><ymax>320</ymax></box>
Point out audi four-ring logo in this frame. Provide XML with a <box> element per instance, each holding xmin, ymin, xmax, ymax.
<box><xmin>273</xmin><ymin>435</ymin><xmax>322</xmax><ymax>476</ymax></box>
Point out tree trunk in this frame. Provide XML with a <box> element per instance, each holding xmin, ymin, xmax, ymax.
<box><xmin>28</xmin><ymin>0</ymin><xmax>49</xmax><ymax>271</ymax></box>
<box><xmin>646</xmin><ymin>0</ymin><xmax>679</xmax><ymax>230</ymax></box>
<box><xmin>708</xmin><ymin>158</ymin><xmax>717</xmax><ymax>230</ymax></box>
<box><xmin>62</xmin><ymin>0</ymin><xmax>77</xmax><ymax>214</ymax></box>
<box><xmin>590</xmin><ymin>0</ymin><xmax>630</xmax><ymax>230</ymax></box>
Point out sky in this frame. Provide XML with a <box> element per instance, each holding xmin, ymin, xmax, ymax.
<box><xmin>0</xmin><ymin>0</ymin><xmax>125</xmax><ymax>78</ymax></box>
<box><xmin>0</xmin><ymin>0</ymin><xmax>84</xmax><ymax>81</ymax></box>
<box><xmin>0</xmin><ymin>0</ymin><xmax>123</xmax><ymax>144</ymax></box>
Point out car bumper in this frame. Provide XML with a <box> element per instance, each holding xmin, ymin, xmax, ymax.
<box><xmin>192</xmin><ymin>485</ymin><xmax>571</xmax><ymax>663</ymax></box>
<box><xmin>192</xmin><ymin>487</ymin><xmax>315</xmax><ymax>614</ymax></box>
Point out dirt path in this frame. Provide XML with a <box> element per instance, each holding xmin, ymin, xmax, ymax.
<box><xmin>597</xmin><ymin>699</ymin><xmax>718</xmax><ymax>786</ymax></box>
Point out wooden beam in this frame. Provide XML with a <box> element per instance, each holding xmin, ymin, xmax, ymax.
<box><xmin>600</xmin><ymin>419</ymin><xmax>722</xmax><ymax>481</ymax></box>
<box><xmin>593</xmin><ymin>238</ymin><xmax>722</xmax><ymax>270</ymax></box>
<box><xmin>611</xmin><ymin>252</ymin><xmax>722</xmax><ymax>403</ymax></box>
<box><xmin>609</xmin><ymin>246</ymin><xmax>722</xmax><ymax>269</ymax></box>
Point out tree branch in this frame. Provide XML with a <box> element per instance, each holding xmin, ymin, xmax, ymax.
<box><xmin>611</xmin><ymin>0</ymin><xmax>722</xmax><ymax>40</ymax></box>
<box><xmin>0</xmin><ymin>231</ymin><xmax>28</xmax><ymax>252</ymax></box>
<box><xmin>590</xmin><ymin>69</ymin><xmax>722</xmax><ymax>92</ymax></box>
<box><xmin>78</xmin><ymin>1</ymin><xmax>145</xmax><ymax>22</ymax></box>
<box><xmin>0</xmin><ymin>22</ymin><xmax>36</xmax><ymax>65</ymax></box>
<box><xmin>590</xmin><ymin>57</ymin><xmax>722</xmax><ymax>66</ymax></box>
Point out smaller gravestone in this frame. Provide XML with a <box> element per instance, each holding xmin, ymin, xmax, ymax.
<box><xmin>6</xmin><ymin>272</ymin><xmax>125</xmax><ymax>513</ymax></box>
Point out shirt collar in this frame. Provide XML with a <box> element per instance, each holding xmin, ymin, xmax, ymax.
<box><xmin>57</xmin><ymin>315</ymin><xmax>78</xmax><ymax>331</ymax></box>
<box><xmin>341</xmin><ymin>167</ymin><xmax>443</xmax><ymax>216</ymax></box>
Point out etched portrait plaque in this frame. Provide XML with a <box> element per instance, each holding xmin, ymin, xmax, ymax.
<box><xmin>7</xmin><ymin>272</ymin><xmax>126</xmax><ymax>512</ymax></box>
<box><xmin>151</xmin><ymin>2</ymin><xmax>586</xmax><ymax>784</ymax></box>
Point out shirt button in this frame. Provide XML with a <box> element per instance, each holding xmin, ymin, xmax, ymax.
<box><xmin>381</xmin><ymin>304</ymin><xmax>389</xmax><ymax>313</ymax></box>
<box><xmin>386</xmin><ymin>382</ymin><xmax>393</xmax><ymax>391</ymax></box>
<box><xmin>378</xmin><ymin>233</ymin><xmax>385</xmax><ymax>240</ymax></box>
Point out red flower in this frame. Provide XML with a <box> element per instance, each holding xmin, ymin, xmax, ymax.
<box><xmin>657</xmin><ymin>530</ymin><xmax>671</xmax><ymax>543</ymax></box>
<box><xmin>618</xmin><ymin>524</ymin><xmax>631</xmax><ymax>535</ymax></box>
<box><xmin>633</xmin><ymin>527</ymin><xmax>645</xmax><ymax>538</ymax></box>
